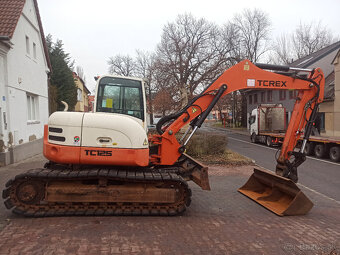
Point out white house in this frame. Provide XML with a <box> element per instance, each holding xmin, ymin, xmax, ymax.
<box><xmin>0</xmin><ymin>0</ymin><xmax>51</xmax><ymax>165</ymax></box>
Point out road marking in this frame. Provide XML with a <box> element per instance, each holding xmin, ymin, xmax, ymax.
<box><xmin>298</xmin><ymin>184</ymin><xmax>340</xmax><ymax>205</ymax></box>
<box><xmin>228</xmin><ymin>136</ymin><xmax>340</xmax><ymax>166</ymax></box>
<box><xmin>228</xmin><ymin>135</ymin><xmax>340</xmax><ymax>204</ymax></box>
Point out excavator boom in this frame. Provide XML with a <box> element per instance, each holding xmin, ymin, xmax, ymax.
<box><xmin>151</xmin><ymin>60</ymin><xmax>324</xmax><ymax>215</ymax></box>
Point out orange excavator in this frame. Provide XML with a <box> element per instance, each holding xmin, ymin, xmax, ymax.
<box><xmin>2</xmin><ymin>60</ymin><xmax>324</xmax><ymax>217</ymax></box>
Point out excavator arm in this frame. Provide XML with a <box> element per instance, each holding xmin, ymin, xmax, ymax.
<box><xmin>150</xmin><ymin>60</ymin><xmax>324</xmax><ymax>216</ymax></box>
<box><xmin>151</xmin><ymin>60</ymin><xmax>324</xmax><ymax>171</ymax></box>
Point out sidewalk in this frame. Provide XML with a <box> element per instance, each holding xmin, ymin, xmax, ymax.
<box><xmin>0</xmin><ymin>155</ymin><xmax>339</xmax><ymax>254</ymax></box>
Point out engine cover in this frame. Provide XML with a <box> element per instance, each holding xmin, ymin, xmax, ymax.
<box><xmin>44</xmin><ymin>112</ymin><xmax>149</xmax><ymax>166</ymax></box>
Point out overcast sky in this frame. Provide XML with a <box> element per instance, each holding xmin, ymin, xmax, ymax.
<box><xmin>38</xmin><ymin>0</ymin><xmax>340</xmax><ymax>92</ymax></box>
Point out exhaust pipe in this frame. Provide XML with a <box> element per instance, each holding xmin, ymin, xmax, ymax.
<box><xmin>238</xmin><ymin>168</ymin><xmax>313</xmax><ymax>216</ymax></box>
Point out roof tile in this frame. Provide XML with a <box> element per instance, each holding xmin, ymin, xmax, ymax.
<box><xmin>0</xmin><ymin>0</ymin><xmax>25</xmax><ymax>38</ymax></box>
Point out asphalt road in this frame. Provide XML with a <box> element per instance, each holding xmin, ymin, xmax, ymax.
<box><xmin>218</xmin><ymin>128</ymin><xmax>340</xmax><ymax>202</ymax></box>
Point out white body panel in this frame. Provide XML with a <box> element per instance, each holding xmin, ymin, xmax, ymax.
<box><xmin>48</xmin><ymin>112</ymin><xmax>83</xmax><ymax>146</ymax></box>
<box><xmin>48</xmin><ymin>112</ymin><xmax>148</xmax><ymax>149</ymax></box>
<box><xmin>82</xmin><ymin>113</ymin><xmax>148</xmax><ymax>149</ymax></box>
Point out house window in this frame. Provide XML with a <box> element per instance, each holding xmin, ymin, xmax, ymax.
<box><xmin>254</xmin><ymin>93</ymin><xmax>258</xmax><ymax>104</ymax></box>
<box><xmin>33</xmin><ymin>42</ymin><xmax>37</xmax><ymax>59</ymax></box>
<box><xmin>77</xmin><ymin>88</ymin><xmax>82</xmax><ymax>101</ymax></box>
<box><xmin>249</xmin><ymin>95</ymin><xmax>252</xmax><ymax>104</ymax></box>
<box><xmin>261</xmin><ymin>92</ymin><xmax>265</xmax><ymax>102</ymax></box>
<box><xmin>279</xmin><ymin>90</ymin><xmax>286</xmax><ymax>100</ymax></box>
<box><xmin>27</xmin><ymin>94</ymin><xmax>39</xmax><ymax>121</ymax></box>
<box><xmin>289</xmin><ymin>90</ymin><xmax>299</xmax><ymax>99</ymax></box>
<box><xmin>267</xmin><ymin>91</ymin><xmax>273</xmax><ymax>102</ymax></box>
<box><xmin>26</xmin><ymin>36</ymin><xmax>30</xmax><ymax>55</ymax></box>
<box><xmin>316</xmin><ymin>112</ymin><xmax>325</xmax><ymax>131</ymax></box>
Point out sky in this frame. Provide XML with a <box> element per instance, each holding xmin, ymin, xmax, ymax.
<box><xmin>38</xmin><ymin>0</ymin><xmax>340</xmax><ymax>92</ymax></box>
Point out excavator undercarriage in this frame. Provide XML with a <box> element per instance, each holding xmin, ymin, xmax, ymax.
<box><xmin>2</xmin><ymin>154</ymin><xmax>209</xmax><ymax>217</ymax></box>
<box><xmin>3</xmin><ymin>166</ymin><xmax>192</xmax><ymax>217</ymax></box>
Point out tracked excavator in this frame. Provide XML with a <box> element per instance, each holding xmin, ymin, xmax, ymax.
<box><xmin>2</xmin><ymin>60</ymin><xmax>324</xmax><ymax>217</ymax></box>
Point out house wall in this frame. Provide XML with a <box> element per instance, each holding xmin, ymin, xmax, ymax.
<box><xmin>319</xmin><ymin>101</ymin><xmax>334</xmax><ymax>136</ymax></box>
<box><xmin>0</xmin><ymin>0</ymin><xmax>49</xmax><ymax>165</ymax></box>
<box><xmin>74</xmin><ymin>77</ymin><xmax>89</xmax><ymax>112</ymax></box>
<box><xmin>0</xmin><ymin>45</ymin><xmax>10</xmax><ymax>153</ymax></box>
<box><xmin>333</xmin><ymin>53</ymin><xmax>340</xmax><ymax>137</ymax></box>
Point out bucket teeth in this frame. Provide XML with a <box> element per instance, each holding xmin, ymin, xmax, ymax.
<box><xmin>238</xmin><ymin>168</ymin><xmax>313</xmax><ymax>216</ymax></box>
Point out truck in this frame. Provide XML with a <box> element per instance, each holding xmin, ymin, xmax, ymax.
<box><xmin>249</xmin><ymin>105</ymin><xmax>340</xmax><ymax>162</ymax></box>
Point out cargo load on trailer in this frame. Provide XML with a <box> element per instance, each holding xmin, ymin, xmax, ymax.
<box><xmin>249</xmin><ymin>105</ymin><xmax>340</xmax><ymax>162</ymax></box>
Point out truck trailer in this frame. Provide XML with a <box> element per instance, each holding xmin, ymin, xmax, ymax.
<box><xmin>249</xmin><ymin>105</ymin><xmax>340</xmax><ymax>162</ymax></box>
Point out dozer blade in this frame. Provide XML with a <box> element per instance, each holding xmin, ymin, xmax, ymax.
<box><xmin>238</xmin><ymin>168</ymin><xmax>313</xmax><ymax>216</ymax></box>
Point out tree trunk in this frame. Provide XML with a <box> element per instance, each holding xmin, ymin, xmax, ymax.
<box><xmin>241</xmin><ymin>92</ymin><xmax>247</xmax><ymax>128</ymax></box>
<box><xmin>148</xmin><ymin>85</ymin><xmax>154</xmax><ymax>124</ymax></box>
<box><xmin>180</xmin><ymin>86</ymin><xmax>189</xmax><ymax>109</ymax></box>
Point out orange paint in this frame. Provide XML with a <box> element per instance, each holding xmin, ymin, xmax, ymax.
<box><xmin>43</xmin><ymin>125</ymin><xmax>149</xmax><ymax>166</ymax></box>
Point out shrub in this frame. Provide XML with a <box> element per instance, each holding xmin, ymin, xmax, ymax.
<box><xmin>185</xmin><ymin>131</ymin><xmax>228</xmax><ymax>156</ymax></box>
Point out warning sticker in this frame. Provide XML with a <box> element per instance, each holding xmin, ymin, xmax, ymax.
<box><xmin>244</xmin><ymin>63</ymin><xmax>250</xmax><ymax>71</ymax></box>
<box><xmin>74</xmin><ymin>136</ymin><xmax>80</xmax><ymax>145</ymax></box>
<box><xmin>247</xmin><ymin>79</ymin><xmax>255</xmax><ymax>87</ymax></box>
<box><xmin>106</xmin><ymin>98</ymin><xmax>113</xmax><ymax>108</ymax></box>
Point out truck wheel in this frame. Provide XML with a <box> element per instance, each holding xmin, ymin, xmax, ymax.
<box><xmin>304</xmin><ymin>142</ymin><xmax>315</xmax><ymax>156</ymax></box>
<box><xmin>251</xmin><ymin>133</ymin><xmax>257</xmax><ymax>143</ymax></box>
<box><xmin>266</xmin><ymin>136</ymin><xmax>273</xmax><ymax>147</ymax></box>
<box><xmin>329</xmin><ymin>146</ymin><xmax>340</xmax><ymax>162</ymax></box>
<box><xmin>314</xmin><ymin>144</ymin><xmax>327</xmax><ymax>158</ymax></box>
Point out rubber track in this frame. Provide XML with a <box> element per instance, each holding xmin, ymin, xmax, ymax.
<box><xmin>2</xmin><ymin>168</ymin><xmax>192</xmax><ymax>217</ymax></box>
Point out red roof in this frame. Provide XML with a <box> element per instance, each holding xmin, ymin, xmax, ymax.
<box><xmin>0</xmin><ymin>0</ymin><xmax>25</xmax><ymax>38</ymax></box>
<box><xmin>0</xmin><ymin>0</ymin><xmax>51</xmax><ymax>71</ymax></box>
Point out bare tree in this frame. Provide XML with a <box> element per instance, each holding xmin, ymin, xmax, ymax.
<box><xmin>153</xmin><ymin>89</ymin><xmax>176</xmax><ymax>116</ymax></box>
<box><xmin>230</xmin><ymin>9</ymin><xmax>271</xmax><ymax>127</ymax></box>
<box><xmin>156</xmin><ymin>13</ymin><xmax>233</xmax><ymax>108</ymax></box>
<box><xmin>271</xmin><ymin>33</ymin><xmax>293</xmax><ymax>65</ymax></box>
<box><xmin>76</xmin><ymin>66</ymin><xmax>86</xmax><ymax>82</ymax></box>
<box><xmin>271</xmin><ymin>21</ymin><xmax>335</xmax><ymax>64</ymax></box>
<box><xmin>232</xmin><ymin>8</ymin><xmax>271</xmax><ymax>62</ymax></box>
<box><xmin>107</xmin><ymin>54</ymin><xmax>136</xmax><ymax>76</ymax></box>
<box><xmin>135</xmin><ymin>50</ymin><xmax>156</xmax><ymax>123</ymax></box>
<box><xmin>292</xmin><ymin>21</ymin><xmax>334</xmax><ymax>59</ymax></box>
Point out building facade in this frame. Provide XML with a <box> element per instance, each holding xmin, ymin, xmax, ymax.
<box><xmin>73</xmin><ymin>72</ymin><xmax>90</xmax><ymax>112</ymax></box>
<box><xmin>0</xmin><ymin>0</ymin><xmax>51</xmax><ymax>165</ymax></box>
<box><xmin>329</xmin><ymin>50</ymin><xmax>340</xmax><ymax>136</ymax></box>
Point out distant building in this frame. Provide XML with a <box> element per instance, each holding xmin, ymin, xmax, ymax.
<box><xmin>246</xmin><ymin>41</ymin><xmax>340</xmax><ymax>136</ymax></box>
<box><xmin>0</xmin><ymin>0</ymin><xmax>51</xmax><ymax>165</ymax></box>
<box><xmin>330</xmin><ymin>49</ymin><xmax>340</xmax><ymax>136</ymax></box>
<box><xmin>73</xmin><ymin>72</ymin><xmax>90</xmax><ymax>112</ymax></box>
<box><xmin>88</xmin><ymin>95</ymin><xmax>95</xmax><ymax>112</ymax></box>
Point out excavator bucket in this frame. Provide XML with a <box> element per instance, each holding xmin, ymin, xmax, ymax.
<box><xmin>238</xmin><ymin>168</ymin><xmax>313</xmax><ymax>216</ymax></box>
